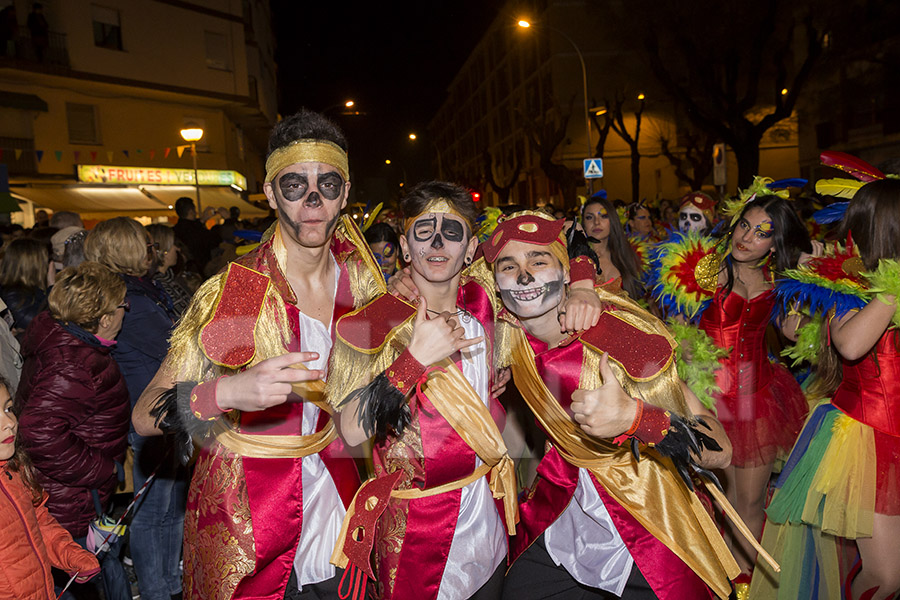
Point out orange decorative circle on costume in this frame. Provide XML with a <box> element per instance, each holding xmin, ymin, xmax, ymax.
<box><xmin>518</xmin><ymin>223</ymin><xmax>538</xmax><ymax>233</ymax></box>
<box><xmin>365</xmin><ymin>496</ymin><xmax>379</xmax><ymax>511</ymax></box>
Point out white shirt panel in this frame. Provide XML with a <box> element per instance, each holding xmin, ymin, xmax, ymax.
<box><xmin>544</xmin><ymin>467</ymin><xmax>634</xmax><ymax>596</ymax></box>
<box><xmin>293</xmin><ymin>260</ymin><xmax>345</xmax><ymax>588</ymax></box>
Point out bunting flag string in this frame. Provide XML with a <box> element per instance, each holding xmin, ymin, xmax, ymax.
<box><xmin>0</xmin><ymin>146</ymin><xmax>202</xmax><ymax>164</ymax></box>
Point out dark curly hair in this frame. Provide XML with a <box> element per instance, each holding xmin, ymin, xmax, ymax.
<box><xmin>399</xmin><ymin>181</ymin><xmax>478</xmax><ymax>235</ymax></box>
<box><xmin>266</xmin><ymin>108</ymin><xmax>348</xmax><ymax>157</ymax></box>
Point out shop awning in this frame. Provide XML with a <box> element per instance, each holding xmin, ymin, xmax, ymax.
<box><xmin>0</xmin><ymin>91</ymin><xmax>48</xmax><ymax>112</ymax></box>
<box><xmin>11</xmin><ymin>184</ymin><xmax>269</xmax><ymax>220</ymax></box>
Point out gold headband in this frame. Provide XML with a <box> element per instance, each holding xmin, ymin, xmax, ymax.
<box><xmin>403</xmin><ymin>198</ymin><xmax>474</xmax><ymax>233</ymax></box>
<box><xmin>264</xmin><ymin>139</ymin><xmax>349</xmax><ymax>183</ymax></box>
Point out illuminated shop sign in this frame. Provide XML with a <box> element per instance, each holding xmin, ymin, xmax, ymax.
<box><xmin>76</xmin><ymin>165</ymin><xmax>247</xmax><ymax>191</ymax></box>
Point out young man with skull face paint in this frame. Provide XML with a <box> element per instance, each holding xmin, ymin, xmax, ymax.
<box><xmin>482</xmin><ymin>211</ymin><xmax>739</xmax><ymax>600</ymax></box>
<box><xmin>326</xmin><ymin>181</ymin><xmax>516</xmax><ymax>600</ymax></box>
<box><xmin>132</xmin><ymin>109</ymin><xmax>387</xmax><ymax>600</ymax></box>
<box><xmin>677</xmin><ymin>192</ymin><xmax>716</xmax><ymax>236</ymax></box>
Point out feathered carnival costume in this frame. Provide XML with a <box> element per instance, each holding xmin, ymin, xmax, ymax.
<box><xmin>751</xmin><ymin>153</ymin><xmax>900</xmax><ymax>600</ymax></box>
<box><xmin>648</xmin><ymin>177</ymin><xmax>808</xmax><ymax>468</ymax></box>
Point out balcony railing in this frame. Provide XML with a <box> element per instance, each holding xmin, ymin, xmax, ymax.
<box><xmin>0</xmin><ymin>30</ymin><xmax>70</xmax><ymax>68</ymax></box>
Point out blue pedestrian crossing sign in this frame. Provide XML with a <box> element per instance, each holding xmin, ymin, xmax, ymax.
<box><xmin>583</xmin><ymin>158</ymin><xmax>603</xmax><ymax>179</ymax></box>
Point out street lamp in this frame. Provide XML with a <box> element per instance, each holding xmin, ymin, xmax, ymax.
<box><xmin>180</xmin><ymin>124</ymin><xmax>204</xmax><ymax>212</ymax></box>
<box><xmin>518</xmin><ymin>18</ymin><xmax>592</xmax><ymax>193</ymax></box>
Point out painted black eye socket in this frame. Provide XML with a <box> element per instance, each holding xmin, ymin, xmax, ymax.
<box><xmin>412</xmin><ymin>217</ymin><xmax>437</xmax><ymax>242</ymax></box>
<box><xmin>440</xmin><ymin>219</ymin><xmax>465</xmax><ymax>242</ymax></box>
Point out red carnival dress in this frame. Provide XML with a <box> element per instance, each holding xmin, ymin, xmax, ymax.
<box><xmin>699</xmin><ymin>288</ymin><xmax>808</xmax><ymax>467</ymax></box>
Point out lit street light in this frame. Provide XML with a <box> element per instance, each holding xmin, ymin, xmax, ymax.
<box><xmin>408</xmin><ymin>133</ymin><xmax>417</xmax><ymax>140</ymax></box>
<box><xmin>518</xmin><ymin>18</ymin><xmax>593</xmax><ymax>194</ymax></box>
<box><xmin>180</xmin><ymin>124</ymin><xmax>204</xmax><ymax>212</ymax></box>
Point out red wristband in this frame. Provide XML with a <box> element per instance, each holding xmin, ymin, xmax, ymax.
<box><xmin>385</xmin><ymin>349</ymin><xmax>426</xmax><ymax>394</ymax></box>
<box><xmin>613</xmin><ymin>398</ymin><xmax>671</xmax><ymax>447</ymax></box>
<box><xmin>569</xmin><ymin>255</ymin><xmax>597</xmax><ymax>284</ymax></box>
<box><xmin>190</xmin><ymin>376</ymin><xmax>228</xmax><ymax>421</ymax></box>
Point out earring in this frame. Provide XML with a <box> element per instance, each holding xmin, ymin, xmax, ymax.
<box><xmin>403</xmin><ymin>253</ymin><xmax>410</xmax><ymax>262</ymax></box>
<box><xmin>464</xmin><ymin>257</ymin><xmax>472</xmax><ymax>266</ymax></box>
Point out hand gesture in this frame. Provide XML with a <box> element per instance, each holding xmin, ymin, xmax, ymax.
<box><xmin>215</xmin><ymin>352</ymin><xmax>324</xmax><ymax>412</ymax></box>
<box><xmin>407</xmin><ymin>297</ymin><xmax>483</xmax><ymax>366</ymax></box>
<box><xmin>388</xmin><ymin>266</ymin><xmax>419</xmax><ymax>302</ymax></box>
<box><xmin>491</xmin><ymin>367</ymin><xmax>511</xmax><ymax>399</ymax></box>
<box><xmin>558</xmin><ymin>287</ymin><xmax>603</xmax><ymax>333</ymax></box>
<box><xmin>798</xmin><ymin>240</ymin><xmax>825</xmax><ymax>266</ymax></box>
<box><xmin>570</xmin><ymin>353</ymin><xmax>637</xmax><ymax>438</ymax></box>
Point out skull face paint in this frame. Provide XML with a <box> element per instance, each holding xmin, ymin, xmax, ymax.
<box><xmin>264</xmin><ymin>162</ymin><xmax>349</xmax><ymax>249</ymax></box>
<box><xmin>401</xmin><ymin>213</ymin><xmax>471</xmax><ymax>284</ymax></box>
<box><xmin>678</xmin><ymin>204</ymin><xmax>709</xmax><ymax>234</ymax></box>
<box><xmin>494</xmin><ymin>240</ymin><xmax>567</xmax><ymax>320</ymax></box>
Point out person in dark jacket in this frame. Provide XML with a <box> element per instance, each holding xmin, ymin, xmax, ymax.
<box><xmin>0</xmin><ymin>237</ymin><xmax>50</xmax><ymax>339</ymax></box>
<box><xmin>16</xmin><ymin>261</ymin><xmax>131</xmax><ymax>600</ymax></box>
<box><xmin>84</xmin><ymin>217</ymin><xmax>183</xmax><ymax>600</ymax></box>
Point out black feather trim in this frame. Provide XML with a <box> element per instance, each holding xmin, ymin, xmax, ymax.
<box><xmin>567</xmin><ymin>228</ymin><xmax>601</xmax><ymax>275</ymax></box>
<box><xmin>149</xmin><ymin>382</ymin><xmax>209</xmax><ymax>465</ymax></box>
<box><xmin>648</xmin><ymin>414</ymin><xmax>723</xmax><ymax>492</ymax></box>
<box><xmin>344</xmin><ymin>372</ymin><xmax>411</xmax><ymax>442</ymax></box>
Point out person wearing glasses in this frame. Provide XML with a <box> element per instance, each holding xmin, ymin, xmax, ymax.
<box><xmin>84</xmin><ymin>218</ymin><xmax>182</xmax><ymax>600</ymax></box>
<box><xmin>16</xmin><ymin>261</ymin><xmax>131</xmax><ymax>599</ymax></box>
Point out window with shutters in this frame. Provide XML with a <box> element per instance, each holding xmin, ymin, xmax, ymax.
<box><xmin>205</xmin><ymin>31</ymin><xmax>231</xmax><ymax>71</ymax></box>
<box><xmin>66</xmin><ymin>103</ymin><xmax>101</xmax><ymax>145</ymax></box>
<box><xmin>91</xmin><ymin>5</ymin><xmax>122</xmax><ymax>51</ymax></box>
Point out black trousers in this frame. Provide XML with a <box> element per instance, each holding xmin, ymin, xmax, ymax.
<box><xmin>284</xmin><ymin>567</ymin><xmax>370</xmax><ymax>600</ymax></box>
<box><xmin>502</xmin><ymin>535</ymin><xmax>658</xmax><ymax>600</ymax></box>
<box><xmin>284</xmin><ymin>562</ymin><xmax>503</xmax><ymax>600</ymax></box>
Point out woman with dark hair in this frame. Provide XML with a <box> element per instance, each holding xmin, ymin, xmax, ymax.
<box><xmin>364</xmin><ymin>221</ymin><xmax>400</xmax><ymax>281</ymax></box>
<box><xmin>581</xmin><ymin>196</ymin><xmax>645</xmax><ymax>300</ymax></box>
<box><xmin>0</xmin><ymin>237</ymin><xmax>50</xmax><ymax>338</ymax></box>
<box><xmin>753</xmin><ymin>178</ymin><xmax>900</xmax><ymax>600</ymax></box>
<box><xmin>650</xmin><ymin>179</ymin><xmax>812</xmax><ymax>591</ymax></box>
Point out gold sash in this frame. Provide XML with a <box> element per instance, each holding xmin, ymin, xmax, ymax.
<box><xmin>508</xmin><ymin>327</ymin><xmax>738</xmax><ymax>599</ymax></box>
<box><xmin>212</xmin><ymin>419</ymin><xmax>337</xmax><ymax>459</ymax></box>
<box><xmin>416</xmin><ymin>358</ymin><xmax>519</xmax><ymax>534</ymax></box>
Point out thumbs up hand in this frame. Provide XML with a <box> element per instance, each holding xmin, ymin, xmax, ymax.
<box><xmin>570</xmin><ymin>353</ymin><xmax>638</xmax><ymax>439</ymax></box>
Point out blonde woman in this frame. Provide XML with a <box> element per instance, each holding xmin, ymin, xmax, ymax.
<box><xmin>85</xmin><ymin>217</ymin><xmax>183</xmax><ymax>600</ymax></box>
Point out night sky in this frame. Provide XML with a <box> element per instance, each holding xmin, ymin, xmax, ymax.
<box><xmin>271</xmin><ymin>1</ymin><xmax>503</xmax><ymax>205</ymax></box>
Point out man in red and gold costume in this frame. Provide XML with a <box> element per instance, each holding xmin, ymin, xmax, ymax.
<box><xmin>483</xmin><ymin>211</ymin><xmax>741</xmax><ymax>600</ymax></box>
<box><xmin>134</xmin><ymin>109</ymin><xmax>386</xmax><ymax>600</ymax></box>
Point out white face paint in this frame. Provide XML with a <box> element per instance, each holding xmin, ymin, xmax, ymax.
<box><xmin>678</xmin><ymin>204</ymin><xmax>708</xmax><ymax>234</ymax></box>
<box><xmin>399</xmin><ymin>213</ymin><xmax>472</xmax><ymax>284</ymax></box>
<box><xmin>494</xmin><ymin>240</ymin><xmax>568</xmax><ymax>321</ymax></box>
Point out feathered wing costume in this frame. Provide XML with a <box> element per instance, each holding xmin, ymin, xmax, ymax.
<box><xmin>752</xmin><ymin>246</ymin><xmax>900</xmax><ymax>600</ymax></box>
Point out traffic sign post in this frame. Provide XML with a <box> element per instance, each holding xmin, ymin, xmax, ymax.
<box><xmin>584</xmin><ymin>158</ymin><xmax>603</xmax><ymax>179</ymax></box>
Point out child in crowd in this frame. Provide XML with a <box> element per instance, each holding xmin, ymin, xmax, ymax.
<box><xmin>0</xmin><ymin>378</ymin><xmax>100</xmax><ymax>599</ymax></box>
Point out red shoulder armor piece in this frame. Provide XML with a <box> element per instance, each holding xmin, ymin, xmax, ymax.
<box><xmin>336</xmin><ymin>294</ymin><xmax>416</xmax><ymax>354</ymax></box>
<box><xmin>579</xmin><ymin>310</ymin><xmax>674</xmax><ymax>381</ymax></box>
<box><xmin>199</xmin><ymin>263</ymin><xmax>271</xmax><ymax>368</ymax></box>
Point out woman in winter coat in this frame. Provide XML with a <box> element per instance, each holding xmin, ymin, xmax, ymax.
<box><xmin>1</xmin><ymin>377</ymin><xmax>100</xmax><ymax>600</ymax></box>
<box><xmin>16</xmin><ymin>261</ymin><xmax>131</xmax><ymax>600</ymax></box>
